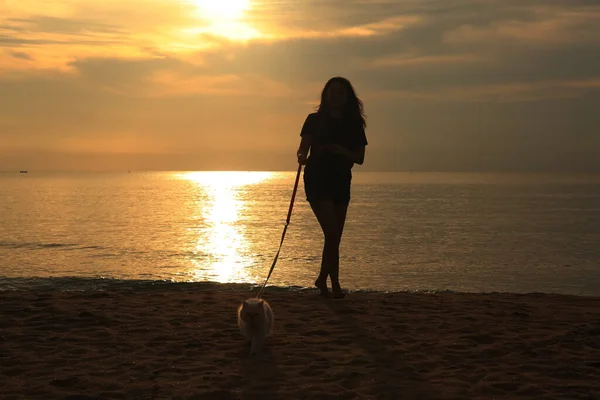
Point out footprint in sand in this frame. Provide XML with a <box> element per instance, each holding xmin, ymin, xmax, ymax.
<box><xmin>327</xmin><ymin>337</ymin><xmax>352</xmax><ymax>346</ymax></box>
<box><xmin>349</xmin><ymin>357</ymin><xmax>370</xmax><ymax>366</ymax></box>
<box><xmin>50</xmin><ymin>376</ymin><xmax>79</xmax><ymax>388</ymax></box>
<box><xmin>306</xmin><ymin>329</ymin><xmax>330</xmax><ymax>336</ymax></box>
<box><xmin>465</xmin><ymin>333</ymin><xmax>495</xmax><ymax>345</ymax></box>
<box><xmin>283</xmin><ymin>322</ymin><xmax>300</xmax><ymax>330</ymax></box>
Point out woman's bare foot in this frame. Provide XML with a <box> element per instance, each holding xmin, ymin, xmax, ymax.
<box><xmin>331</xmin><ymin>283</ymin><xmax>346</xmax><ymax>299</ymax></box>
<box><xmin>314</xmin><ymin>279</ymin><xmax>330</xmax><ymax>297</ymax></box>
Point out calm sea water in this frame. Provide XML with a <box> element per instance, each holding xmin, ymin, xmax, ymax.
<box><xmin>1</xmin><ymin>171</ymin><xmax>599</xmax><ymax>296</ymax></box>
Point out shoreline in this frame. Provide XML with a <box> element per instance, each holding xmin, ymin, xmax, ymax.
<box><xmin>2</xmin><ymin>283</ymin><xmax>600</xmax><ymax>399</ymax></box>
<box><xmin>1</xmin><ymin>277</ymin><xmax>600</xmax><ymax>300</ymax></box>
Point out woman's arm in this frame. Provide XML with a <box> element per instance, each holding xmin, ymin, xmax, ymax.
<box><xmin>297</xmin><ymin>113</ymin><xmax>317</xmax><ymax>165</ymax></box>
<box><xmin>320</xmin><ymin>122</ymin><xmax>367</xmax><ymax>165</ymax></box>
<box><xmin>321</xmin><ymin>144</ymin><xmax>366</xmax><ymax>165</ymax></box>
<box><xmin>297</xmin><ymin>135</ymin><xmax>311</xmax><ymax>165</ymax></box>
<box><xmin>348</xmin><ymin>146</ymin><xmax>366</xmax><ymax>165</ymax></box>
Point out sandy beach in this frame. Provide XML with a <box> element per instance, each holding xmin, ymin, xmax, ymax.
<box><xmin>1</xmin><ymin>283</ymin><xmax>600</xmax><ymax>399</ymax></box>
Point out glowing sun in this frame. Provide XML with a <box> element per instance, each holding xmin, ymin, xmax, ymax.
<box><xmin>187</xmin><ymin>0</ymin><xmax>251</xmax><ymax>22</ymax></box>
<box><xmin>181</xmin><ymin>0</ymin><xmax>259</xmax><ymax>41</ymax></box>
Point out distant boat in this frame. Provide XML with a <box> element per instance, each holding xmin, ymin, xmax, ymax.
<box><xmin>19</xmin><ymin>170</ymin><xmax>28</xmax><ymax>173</ymax></box>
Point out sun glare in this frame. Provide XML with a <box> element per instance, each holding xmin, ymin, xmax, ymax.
<box><xmin>190</xmin><ymin>0</ymin><xmax>251</xmax><ymax>21</ymax></box>
<box><xmin>181</xmin><ymin>0</ymin><xmax>260</xmax><ymax>41</ymax></box>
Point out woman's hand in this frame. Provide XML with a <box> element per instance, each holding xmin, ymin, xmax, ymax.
<box><xmin>297</xmin><ymin>151</ymin><xmax>308</xmax><ymax>165</ymax></box>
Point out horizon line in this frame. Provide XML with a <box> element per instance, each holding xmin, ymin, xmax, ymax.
<box><xmin>2</xmin><ymin>169</ymin><xmax>600</xmax><ymax>175</ymax></box>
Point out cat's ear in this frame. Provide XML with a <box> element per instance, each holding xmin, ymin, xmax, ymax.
<box><xmin>258</xmin><ymin>300</ymin><xmax>264</xmax><ymax>307</ymax></box>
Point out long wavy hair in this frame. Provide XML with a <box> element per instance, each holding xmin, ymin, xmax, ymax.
<box><xmin>316</xmin><ymin>76</ymin><xmax>366</xmax><ymax>129</ymax></box>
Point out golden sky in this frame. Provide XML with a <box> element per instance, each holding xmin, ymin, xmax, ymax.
<box><xmin>1</xmin><ymin>0</ymin><xmax>600</xmax><ymax>172</ymax></box>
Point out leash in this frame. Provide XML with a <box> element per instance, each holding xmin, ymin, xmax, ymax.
<box><xmin>256</xmin><ymin>163</ymin><xmax>303</xmax><ymax>298</ymax></box>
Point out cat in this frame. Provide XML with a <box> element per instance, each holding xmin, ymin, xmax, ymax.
<box><xmin>237</xmin><ymin>298</ymin><xmax>274</xmax><ymax>355</ymax></box>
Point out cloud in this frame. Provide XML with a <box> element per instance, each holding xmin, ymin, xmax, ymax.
<box><xmin>1</xmin><ymin>0</ymin><xmax>600</xmax><ymax>172</ymax></box>
<box><xmin>8</xmin><ymin>16</ymin><xmax>124</xmax><ymax>35</ymax></box>
<box><xmin>262</xmin><ymin>15</ymin><xmax>422</xmax><ymax>40</ymax></box>
<box><xmin>9</xmin><ymin>51</ymin><xmax>32</xmax><ymax>61</ymax></box>
<box><xmin>368</xmin><ymin>78</ymin><xmax>600</xmax><ymax>103</ymax></box>
<box><xmin>61</xmin><ymin>56</ymin><xmax>298</xmax><ymax>99</ymax></box>
<box><xmin>0</xmin><ymin>1</ymin><xmax>208</xmax><ymax>70</ymax></box>
<box><xmin>443</xmin><ymin>7</ymin><xmax>600</xmax><ymax>46</ymax></box>
<box><xmin>364</xmin><ymin>53</ymin><xmax>486</xmax><ymax>69</ymax></box>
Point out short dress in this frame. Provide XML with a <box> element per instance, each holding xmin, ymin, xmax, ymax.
<box><xmin>300</xmin><ymin>112</ymin><xmax>368</xmax><ymax>205</ymax></box>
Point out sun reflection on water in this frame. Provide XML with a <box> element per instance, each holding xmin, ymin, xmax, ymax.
<box><xmin>180</xmin><ymin>171</ymin><xmax>274</xmax><ymax>282</ymax></box>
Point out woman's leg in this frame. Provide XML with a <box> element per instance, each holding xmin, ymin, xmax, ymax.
<box><xmin>310</xmin><ymin>199</ymin><xmax>347</xmax><ymax>297</ymax></box>
<box><xmin>330</xmin><ymin>202</ymin><xmax>348</xmax><ymax>295</ymax></box>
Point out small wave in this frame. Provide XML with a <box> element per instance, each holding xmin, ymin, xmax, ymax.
<box><xmin>0</xmin><ymin>241</ymin><xmax>79</xmax><ymax>250</ymax></box>
<box><xmin>41</xmin><ymin>243</ymin><xmax>76</xmax><ymax>249</ymax></box>
<box><xmin>0</xmin><ymin>241</ymin><xmax>118</xmax><ymax>253</ymax></box>
<box><xmin>90</xmin><ymin>253</ymin><xmax>121</xmax><ymax>259</ymax></box>
<box><xmin>79</xmin><ymin>245</ymin><xmax>106</xmax><ymax>250</ymax></box>
<box><xmin>0</xmin><ymin>276</ymin><xmax>272</xmax><ymax>293</ymax></box>
<box><xmin>4</xmin><ymin>275</ymin><xmax>582</xmax><ymax>298</ymax></box>
<box><xmin>0</xmin><ymin>276</ymin><xmax>179</xmax><ymax>292</ymax></box>
<box><xmin>0</xmin><ymin>276</ymin><xmax>463</xmax><ymax>295</ymax></box>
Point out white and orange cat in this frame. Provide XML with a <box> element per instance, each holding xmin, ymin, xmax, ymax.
<box><xmin>237</xmin><ymin>298</ymin><xmax>274</xmax><ymax>355</ymax></box>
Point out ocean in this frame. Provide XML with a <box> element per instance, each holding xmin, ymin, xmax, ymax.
<box><xmin>1</xmin><ymin>171</ymin><xmax>599</xmax><ymax>296</ymax></box>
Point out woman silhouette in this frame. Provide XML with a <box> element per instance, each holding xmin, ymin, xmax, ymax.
<box><xmin>296</xmin><ymin>77</ymin><xmax>368</xmax><ymax>299</ymax></box>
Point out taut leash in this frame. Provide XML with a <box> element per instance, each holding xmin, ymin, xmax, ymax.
<box><xmin>256</xmin><ymin>163</ymin><xmax>303</xmax><ymax>298</ymax></box>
